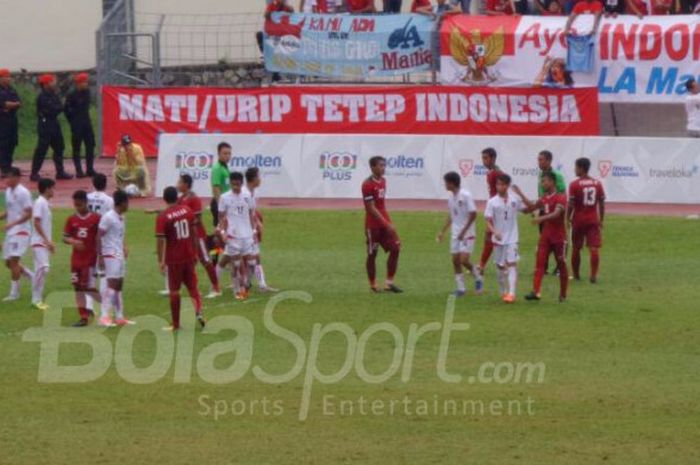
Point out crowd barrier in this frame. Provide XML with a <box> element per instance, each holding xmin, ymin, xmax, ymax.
<box><xmin>156</xmin><ymin>134</ymin><xmax>700</xmax><ymax>204</ymax></box>
<box><xmin>263</xmin><ymin>13</ymin><xmax>700</xmax><ymax>103</ymax></box>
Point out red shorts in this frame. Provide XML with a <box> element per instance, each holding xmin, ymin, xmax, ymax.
<box><xmin>572</xmin><ymin>223</ymin><xmax>602</xmax><ymax>249</ymax></box>
<box><xmin>366</xmin><ymin>227</ymin><xmax>400</xmax><ymax>254</ymax></box>
<box><xmin>71</xmin><ymin>265</ymin><xmax>94</xmax><ymax>290</ymax></box>
<box><xmin>167</xmin><ymin>262</ymin><xmax>198</xmax><ymax>291</ymax></box>
<box><xmin>537</xmin><ymin>238</ymin><xmax>567</xmax><ymax>264</ymax></box>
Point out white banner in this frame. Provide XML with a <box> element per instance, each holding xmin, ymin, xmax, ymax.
<box><xmin>439</xmin><ymin>15</ymin><xmax>700</xmax><ymax>103</ymax></box>
<box><xmin>156</xmin><ymin>134</ymin><xmax>700</xmax><ymax>204</ymax></box>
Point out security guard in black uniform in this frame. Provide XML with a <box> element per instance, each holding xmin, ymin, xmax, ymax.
<box><xmin>0</xmin><ymin>68</ymin><xmax>21</xmax><ymax>177</ymax></box>
<box><xmin>64</xmin><ymin>72</ymin><xmax>97</xmax><ymax>178</ymax></box>
<box><xmin>31</xmin><ymin>74</ymin><xmax>72</xmax><ymax>181</ymax></box>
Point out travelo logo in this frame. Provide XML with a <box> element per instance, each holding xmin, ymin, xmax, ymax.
<box><xmin>175</xmin><ymin>151</ymin><xmax>215</xmax><ymax>181</ymax></box>
<box><xmin>648</xmin><ymin>165</ymin><xmax>699</xmax><ymax>178</ymax></box>
<box><xmin>320</xmin><ymin>152</ymin><xmax>357</xmax><ymax>181</ymax></box>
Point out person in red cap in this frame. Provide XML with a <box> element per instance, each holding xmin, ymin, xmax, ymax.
<box><xmin>0</xmin><ymin>69</ymin><xmax>21</xmax><ymax>178</ymax></box>
<box><xmin>64</xmin><ymin>72</ymin><xmax>97</xmax><ymax>178</ymax></box>
<box><xmin>31</xmin><ymin>74</ymin><xmax>72</xmax><ymax>181</ymax></box>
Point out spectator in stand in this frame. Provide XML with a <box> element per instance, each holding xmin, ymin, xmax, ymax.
<box><xmin>535</xmin><ymin>0</ymin><xmax>565</xmax><ymax>15</ymax></box>
<box><xmin>534</xmin><ymin>57</ymin><xmax>574</xmax><ymax>88</ymax></box>
<box><xmin>485</xmin><ymin>0</ymin><xmax>516</xmax><ymax>14</ymax></box>
<box><xmin>383</xmin><ymin>0</ymin><xmax>403</xmax><ymax>12</ymax></box>
<box><xmin>300</xmin><ymin>0</ymin><xmax>342</xmax><ymax>12</ymax></box>
<box><xmin>685</xmin><ymin>78</ymin><xmax>700</xmax><ymax>138</ymax></box>
<box><xmin>113</xmin><ymin>134</ymin><xmax>151</xmax><ymax>197</ymax></box>
<box><xmin>257</xmin><ymin>0</ymin><xmax>294</xmax><ymax>54</ymax></box>
<box><xmin>344</xmin><ymin>0</ymin><xmax>377</xmax><ymax>12</ymax></box>
<box><xmin>412</xmin><ymin>0</ymin><xmax>434</xmax><ymax>14</ymax></box>
<box><xmin>412</xmin><ymin>0</ymin><xmax>460</xmax><ymax>15</ymax></box>
<box><xmin>601</xmin><ymin>0</ymin><xmax>624</xmax><ymax>17</ymax></box>
<box><xmin>564</xmin><ymin>0</ymin><xmax>603</xmax><ymax>37</ymax></box>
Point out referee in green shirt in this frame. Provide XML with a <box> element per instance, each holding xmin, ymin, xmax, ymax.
<box><xmin>537</xmin><ymin>150</ymin><xmax>566</xmax><ymax>274</ymax></box>
<box><xmin>210</xmin><ymin>141</ymin><xmax>232</xmax><ymax>227</ymax></box>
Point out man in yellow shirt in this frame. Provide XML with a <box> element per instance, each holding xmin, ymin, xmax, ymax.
<box><xmin>113</xmin><ymin>134</ymin><xmax>151</xmax><ymax>197</ymax></box>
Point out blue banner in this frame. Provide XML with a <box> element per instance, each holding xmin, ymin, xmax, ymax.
<box><xmin>263</xmin><ymin>13</ymin><xmax>435</xmax><ymax>78</ymax></box>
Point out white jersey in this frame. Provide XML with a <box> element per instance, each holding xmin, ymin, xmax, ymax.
<box><xmin>242</xmin><ymin>186</ymin><xmax>257</xmax><ymax>211</ymax></box>
<box><xmin>99</xmin><ymin>210</ymin><xmax>125</xmax><ymax>259</ymax></box>
<box><xmin>31</xmin><ymin>195</ymin><xmax>52</xmax><ymax>247</ymax></box>
<box><xmin>88</xmin><ymin>191</ymin><xmax>114</xmax><ymax>216</ymax></box>
<box><xmin>4</xmin><ymin>184</ymin><xmax>32</xmax><ymax>236</ymax></box>
<box><xmin>448</xmin><ymin>189</ymin><xmax>477</xmax><ymax>238</ymax></box>
<box><xmin>219</xmin><ymin>190</ymin><xmax>254</xmax><ymax>240</ymax></box>
<box><xmin>484</xmin><ymin>193</ymin><xmax>525</xmax><ymax>246</ymax></box>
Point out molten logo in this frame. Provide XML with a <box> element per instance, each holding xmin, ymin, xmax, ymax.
<box><xmin>598</xmin><ymin>160</ymin><xmax>613</xmax><ymax>178</ymax></box>
<box><xmin>459</xmin><ymin>159</ymin><xmax>475</xmax><ymax>177</ymax></box>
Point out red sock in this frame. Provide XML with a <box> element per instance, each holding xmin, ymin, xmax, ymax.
<box><xmin>558</xmin><ymin>260</ymin><xmax>569</xmax><ymax>299</ymax></box>
<box><xmin>169</xmin><ymin>292</ymin><xmax>181</xmax><ymax>329</ymax></box>
<box><xmin>76</xmin><ymin>291</ymin><xmax>89</xmax><ymax>320</ymax></box>
<box><xmin>572</xmin><ymin>248</ymin><xmax>581</xmax><ymax>278</ymax></box>
<box><xmin>188</xmin><ymin>285</ymin><xmax>203</xmax><ymax>315</ymax></box>
<box><xmin>387</xmin><ymin>249</ymin><xmax>400</xmax><ymax>282</ymax></box>
<box><xmin>590</xmin><ymin>249</ymin><xmax>600</xmax><ymax>280</ymax></box>
<box><xmin>366</xmin><ymin>252</ymin><xmax>377</xmax><ymax>287</ymax></box>
<box><xmin>204</xmin><ymin>262</ymin><xmax>219</xmax><ymax>291</ymax></box>
<box><xmin>480</xmin><ymin>239</ymin><xmax>494</xmax><ymax>269</ymax></box>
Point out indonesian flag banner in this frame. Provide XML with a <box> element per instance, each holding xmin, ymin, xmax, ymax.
<box><xmin>439</xmin><ymin>14</ymin><xmax>700</xmax><ymax>103</ymax></box>
<box><xmin>102</xmin><ymin>85</ymin><xmax>599</xmax><ymax>157</ymax></box>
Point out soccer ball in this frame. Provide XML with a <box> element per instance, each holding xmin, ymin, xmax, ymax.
<box><xmin>124</xmin><ymin>184</ymin><xmax>140</xmax><ymax>197</ymax></box>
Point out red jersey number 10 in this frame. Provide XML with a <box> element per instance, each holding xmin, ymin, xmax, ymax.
<box><xmin>174</xmin><ymin>219</ymin><xmax>190</xmax><ymax>240</ymax></box>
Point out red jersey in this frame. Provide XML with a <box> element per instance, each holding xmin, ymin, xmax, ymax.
<box><xmin>572</xmin><ymin>0</ymin><xmax>603</xmax><ymax>14</ymax></box>
<box><xmin>569</xmin><ymin>177</ymin><xmax>605</xmax><ymax>227</ymax></box>
<box><xmin>411</xmin><ymin>0</ymin><xmax>431</xmax><ymax>11</ymax></box>
<box><xmin>487</xmin><ymin>0</ymin><xmax>514</xmax><ymax>14</ymax></box>
<box><xmin>347</xmin><ymin>0</ymin><xmax>372</xmax><ymax>11</ymax></box>
<box><xmin>156</xmin><ymin>205</ymin><xmax>197</xmax><ymax>265</ymax></box>
<box><xmin>63</xmin><ymin>212</ymin><xmax>101</xmax><ymax>268</ymax></box>
<box><xmin>178</xmin><ymin>193</ymin><xmax>206</xmax><ymax>238</ymax></box>
<box><xmin>362</xmin><ymin>176</ymin><xmax>391</xmax><ymax>229</ymax></box>
<box><xmin>265</xmin><ymin>2</ymin><xmax>293</xmax><ymax>15</ymax></box>
<box><xmin>539</xmin><ymin>192</ymin><xmax>567</xmax><ymax>242</ymax></box>
<box><xmin>486</xmin><ymin>166</ymin><xmax>504</xmax><ymax>197</ymax></box>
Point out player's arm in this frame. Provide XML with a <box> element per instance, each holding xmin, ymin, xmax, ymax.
<box><xmin>567</xmin><ymin>185</ymin><xmax>577</xmax><ymax>224</ymax></box>
<box><xmin>437</xmin><ymin>214</ymin><xmax>451</xmax><ymax>243</ymax></box>
<box><xmin>533</xmin><ymin>204</ymin><xmax>564</xmax><ymax>225</ymax></box>
<box><xmin>485</xmin><ymin>215</ymin><xmax>501</xmax><ymax>242</ymax></box>
<box><xmin>4</xmin><ymin>206</ymin><xmax>31</xmax><ymax>232</ymax></box>
<box><xmin>598</xmin><ymin>196</ymin><xmax>606</xmax><ymax>228</ymax></box>
<box><xmin>564</xmin><ymin>11</ymin><xmax>579</xmax><ymax>36</ymax></box>
<box><xmin>365</xmin><ymin>199</ymin><xmax>393</xmax><ymax>231</ymax></box>
<box><xmin>458</xmin><ymin>211</ymin><xmax>478</xmax><ymax>241</ymax></box>
<box><xmin>511</xmin><ymin>185</ymin><xmax>539</xmax><ymax>213</ymax></box>
<box><xmin>156</xmin><ymin>236</ymin><xmax>166</xmax><ymax>273</ymax></box>
<box><xmin>96</xmin><ymin>228</ymin><xmax>105</xmax><ymax>270</ymax></box>
<box><xmin>33</xmin><ymin>212</ymin><xmax>54</xmax><ymax>252</ymax></box>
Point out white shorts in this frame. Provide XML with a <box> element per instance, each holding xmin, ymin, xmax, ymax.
<box><xmin>251</xmin><ymin>241</ymin><xmax>261</xmax><ymax>256</ymax></box>
<box><xmin>32</xmin><ymin>245</ymin><xmax>51</xmax><ymax>269</ymax></box>
<box><xmin>450</xmin><ymin>236</ymin><xmax>475</xmax><ymax>255</ymax></box>
<box><xmin>224</xmin><ymin>237</ymin><xmax>255</xmax><ymax>257</ymax></box>
<box><xmin>494</xmin><ymin>243</ymin><xmax>520</xmax><ymax>267</ymax></box>
<box><xmin>104</xmin><ymin>257</ymin><xmax>126</xmax><ymax>279</ymax></box>
<box><xmin>3</xmin><ymin>234</ymin><xmax>30</xmax><ymax>260</ymax></box>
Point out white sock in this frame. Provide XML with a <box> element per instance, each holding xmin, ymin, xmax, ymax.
<box><xmin>32</xmin><ymin>267</ymin><xmax>48</xmax><ymax>304</ymax></box>
<box><xmin>455</xmin><ymin>273</ymin><xmax>465</xmax><ymax>292</ymax></box>
<box><xmin>10</xmin><ymin>280</ymin><xmax>20</xmax><ymax>297</ymax></box>
<box><xmin>472</xmin><ymin>265</ymin><xmax>483</xmax><ymax>281</ymax></box>
<box><xmin>216</xmin><ymin>263</ymin><xmax>226</xmax><ymax>287</ymax></box>
<box><xmin>114</xmin><ymin>291</ymin><xmax>124</xmax><ymax>320</ymax></box>
<box><xmin>86</xmin><ymin>294</ymin><xmax>94</xmax><ymax>311</ymax></box>
<box><xmin>101</xmin><ymin>287</ymin><xmax>113</xmax><ymax>319</ymax></box>
<box><xmin>99</xmin><ymin>277</ymin><xmax>107</xmax><ymax>297</ymax></box>
<box><xmin>497</xmin><ymin>268</ymin><xmax>507</xmax><ymax>295</ymax></box>
<box><xmin>232</xmin><ymin>261</ymin><xmax>242</xmax><ymax>293</ymax></box>
<box><xmin>508</xmin><ymin>266</ymin><xmax>518</xmax><ymax>296</ymax></box>
<box><xmin>255</xmin><ymin>264</ymin><xmax>267</xmax><ymax>288</ymax></box>
<box><xmin>21</xmin><ymin>266</ymin><xmax>34</xmax><ymax>281</ymax></box>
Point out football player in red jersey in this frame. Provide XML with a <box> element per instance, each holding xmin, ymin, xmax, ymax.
<box><xmin>513</xmin><ymin>173</ymin><xmax>570</xmax><ymax>302</ymax></box>
<box><xmin>362</xmin><ymin>156</ymin><xmax>402</xmax><ymax>293</ymax></box>
<box><xmin>177</xmin><ymin>174</ymin><xmax>221</xmax><ymax>298</ymax></box>
<box><xmin>478</xmin><ymin>147</ymin><xmax>504</xmax><ymax>272</ymax></box>
<box><xmin>156</xmin><ymin>186</ymin><xmax>205</xmax><ymax>331</ymax></box>
<box><xmin>568</xmin><ymin>157</ymin><xmax>605</xmax><ymax>283</ymax></box>
<box><xmin>63</xmin><ymin>190</ymin><xmax>102</xmax><ymax>327</ymax></box>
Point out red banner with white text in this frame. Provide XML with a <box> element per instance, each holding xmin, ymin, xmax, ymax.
<box><xmin>102</xmin><ymin>85</ymin><xmax>599</xmax><ymax>157</ymax></box>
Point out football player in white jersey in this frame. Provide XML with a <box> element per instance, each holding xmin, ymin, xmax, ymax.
<box><xmin>87</xmin><ymin>173</ymin><xmax>114</xmax><ymax>215</ymax></box>
<box><xmin>437</xmin><ymin>172</ymin><xmax>483</xmax><ymax>297</ymax></box>
<box><xmin>30</xmin><ymin>178</ymin><xmax>56</xmax><ymax>310</ymax></box>
<box><xmin>243</xmin><ymin>167</ymin><xmax>276</xmax><ymax>293</ymax></box>
<box><xmin>96</xmin><ymin>190</ymin><xmax>134</xmax><ymax>326</ymax></box>
<box><xmin>484</xmin><ymin>174</ymin><xmax>527</xmax><ymax>303</ymax></box>
<box><xmin>1</xmin><ymin>168</ymin><xmax>35</xmax><ymax>301</ymax></box>
<box><xmin>217</xmin><ymin>172</ymin><xmax>256</xmax><ymax>301</ymax></box>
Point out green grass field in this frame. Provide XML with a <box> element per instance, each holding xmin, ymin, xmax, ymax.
<box><xmin>0</xmin><ymin>208</ymin><xmax>699</xmax><ymax>465</ymax></box>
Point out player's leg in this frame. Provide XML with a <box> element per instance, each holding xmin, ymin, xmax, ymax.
<box><xmin>232</xmin><ymin>253</ymin><xmax>245</xmax><ymax>300</ymax></box>
<box><xmin>571</xmin><ymin>227</ymin><xmax>584</xmax><ymax>280</ymax></box>
<box><xmin>166</xmin><ymin>264</ymin><xmax>184</xmax><ymax>331</ymax></box>
<box><xmin>384</xmin><ymin>229</ymin><xmax>402</xmax><ymax>293</ymax></box>
<box><xmin>555</xmin><ymin>242</ymin><xmax>569</xmax><ymax>301</ymax></box>
<box><xmin>527</xmin><ymin>241</ymin><xmax>549</xmax><ymax>301</ymax></box>
<box><xmin>3</xmin><ymin>235</ymin><xmax>32</xmax><ymax>301</ymax></box>
<box><xmin>479</xmin><ymin>232</ymin><xmax>494</xmax><ymax>271</ymax></box>
<box><xmin>31</xmin><ymin>246</ymin><xmax>50</xmax><ymax>310</ymax></box>
<box><xmin>587</xmin><ymin>225</ymin><xmax>602</xmax><ymax>283</ymax></box>
<box><xmin>243</xmin><ymin>253</ymin><xmax>257</xmax><ymax>298</ymax></box>
<box><xmin>216</xmin><ymin>252</ymin><xmax>231</xmax><ymax>291</ymax></box>
<box><xmin>183</xmin><ymin>262</ymin><xmax>205</xmax><ymax>328</ymax></box>
<box><xmin>451</xmin><ymin>249</ymin><xmax>465</xmax><ymax>296</ymax></box>
<box><xmin>112</xmin><ymin>277</ymin><xmax>133</xmax><ymax>325</ymax></box>
<box><xmin>504</xmin><ymin>244</ymin><xmax>520</xmax><ymax>303</ymax></box>
<box><xmin>365</xmin><ymin>229</ymin><xmax>379</xmax><ymax>291</ymax></box>
<box><xmin>71</xmin><ymin>267</ymin><xmax>92</xmax><ymax>327</ymax></box>
<box><xmin>198</xmin><ymin>237</ymin><xmax>220</xmax><ymax>297</ymax></box>
<box><xmin>493</xmin><ymin>246</ymin><xmax>508</xmax><ymax>297</ymax></box>
<box><xmin>461</xmin><ymin>238</ymin><xmax>483</xmax><ymax>294</ymax></box>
